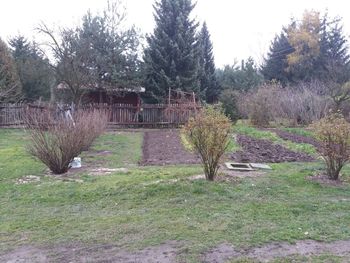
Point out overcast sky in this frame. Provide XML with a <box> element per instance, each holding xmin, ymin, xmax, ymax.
<box><xmin>1</xmin><ymin>0</ymin><xmax>349</xmax><ymax>67</ymax></box>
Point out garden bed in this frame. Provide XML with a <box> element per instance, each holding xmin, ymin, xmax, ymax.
<box><xmin>231</xmin><ymin>135</ymin><xmax>315</xmax><ymax>163</ymax></box>
<box><xmin>270</xmin><ymin>128</ymin><xmax>321</xmax><ymax>149</ymax></box>
<box><xmin>141</xmin><ymin>130</ymin><xmax>200</xmax><ymax>165</ymax></box>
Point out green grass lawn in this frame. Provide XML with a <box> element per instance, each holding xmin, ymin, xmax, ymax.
<box><xmin>81</xmin><ymin>131</ymin><xmax>143</xmax><ymax>168</ymax></box>
<box><xmin>1</xmin><ymin>128</ymin><xmax>350</xmax><ymax>262</ymax></box>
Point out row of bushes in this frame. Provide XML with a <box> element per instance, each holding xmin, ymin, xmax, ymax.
<box><xmin>220</xmin><ymin>81</ymin><xmax>348</xmax><ymax>127</ymax></box>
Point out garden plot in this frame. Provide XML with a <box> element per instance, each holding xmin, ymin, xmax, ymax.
<box><xmin>141</xmin><ymin>130</ymin><xmax>200</xmax><ymax>165</ymax></box>
<box><xmin>141</xmin><ymin>129</ymin><xmax>316</xmax><ymax>166</ymax></box>
<box><xmin>231</xmin><ymin>135</ymin><xmax>315</xmax><ymax>163</ymax></box>
<box><xmin>270</xmin><ymin>128</ymin><xmax>321</xmax><ymax>149</ymax></box>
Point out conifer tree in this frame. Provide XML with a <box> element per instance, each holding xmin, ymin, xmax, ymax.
<box><xmin>262</xmin><ymin>12</ymin><xmax>350</xmax><ymax>84</ymax></box>
<box><xmin>0</xmin><ymin>38</ymin><xmax>21</xmax><ymax>102</ymax></box>
<box><xmin>9</xmin><ymin>35</ymin><xmax>54</xmax><ymax>101</ymax></box>
<box><xmin>143</xmin><ymin>0</ymin><xmax>200</xmax><ymax>102</ymax></box>
<box><xmin>198</xmin><ymin>22</ymin><xmax>218</xmax><ymax>102</ymax></box>
<box><xmin>261</xmin><ymin>29</ymin><xmax>294</xmax><ymax>84</ymax></box>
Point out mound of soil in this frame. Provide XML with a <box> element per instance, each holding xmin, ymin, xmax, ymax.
<box><xmin>231</xmin><ymin>135</ymin><xmax>315</xmax><ymax>163</ymax></box>
<box><xmin>141</xmin><ymin>130</ymin><xmax>200</xmax><ymax>165</ymax></box>
<box><xmin>271</xmin><ymin>129</ymin><xmax>321</xmax><ymax>149</ymax></box>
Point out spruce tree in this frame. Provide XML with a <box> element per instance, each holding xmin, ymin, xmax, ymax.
<box><xmin>261</xmin><ymin>30</ymin><xmax>294</xmax><ymax>84</ymax></box>
<box><xmin>0</xmin><ymin>38</ymin><xmax>21</xmax><ymax>102</ymax></box>
<box><xmin>262</xmin><ymin>12</ymin><xmax>350</xmax><ymax>85</ymax></box>
<box><xmin>198</xmin><ymin>22</ymin><xmax>218</xmax><ymax>102</ymax></box>
<box><xmin>9</xmin><ymin>35</ymin><xmax>54</xmax><ymax>101</ymax></box>
<box><xmin>319</xmin><ymin>15</ymin><xmax>350</xmax><ymax>83</ymax></box>
<box><xmin>143</xmin><ymin>0</ymin><xmax>200</xmax><ymax>102</ymax></box>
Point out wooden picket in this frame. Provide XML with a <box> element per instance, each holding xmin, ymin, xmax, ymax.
<box><xmin>0</xmin><ymin>103</ymin><xmax>200</xmax><ymax>128</ymax></box>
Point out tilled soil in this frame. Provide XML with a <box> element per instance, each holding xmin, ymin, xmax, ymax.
<box><xmin>270</xmin><ymin>129</ymin><xmax>321</xmax><ymax>149</ymax></box>
<box><xmin>231</xmin><ymin>135</ymin><xmax>315</xmax><ymax>163</ymax></box>
<box><xmin>141</xmin><ymin>130</ymin><xmax>200</xmax><ymax>165</ymax></box>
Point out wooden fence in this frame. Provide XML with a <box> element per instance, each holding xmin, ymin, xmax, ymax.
<box><xmin>0</xmin><ymin>103</ymin><xmax>200</xmax><ymax>128</ymax></box>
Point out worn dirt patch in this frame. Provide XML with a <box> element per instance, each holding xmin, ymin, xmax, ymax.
<box><xmin>15</xmin><ymin>175</ymin><xmax>41</xmax><ymax>185</ymax></box>
<box><xmin>88</xmin><ymin>167</ymin><xmax>129</xmax><ymax>176</ymax></box>
<box><xmin>189</xmin><ymin>167</ymin><xmax>265</xmax><ymax>183</ymax></box>
<box><xmin>219</xmin><ymin>166</ymin><xmax>266</xmax><ymax>178</ymax></box>
<box><xmin>203</xmin><ymin>240</ymin><xmax>350</xmax><ymax>262</ymax></box>
<box><xmin>231</xmin><ymin>135</ymin><xmax>315</xmax><ymax>163</ymax></box>
<box><xmin>3</xmin><ymin>240</ymin><xmax>350</xmax><ymax>262</ymax></box>
<box><xmin>141</xmin><ymin>130</ymin><xmax>200</xmax><ymax>165</ymax></box>
<box><xmin>0</xmin><ymin>241</ymin><xmax>182</xmax><ymax>263</ymax></box>
<box><xmin>307</xmin><ymin>174</ymin><xmax>346</xmax><ymax>187</ymax></box>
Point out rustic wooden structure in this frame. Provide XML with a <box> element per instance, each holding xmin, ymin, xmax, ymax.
<box><xmin>0</xmin><ymin>103</ymin><xmax>201</xmax><ymax>128</ymax></box>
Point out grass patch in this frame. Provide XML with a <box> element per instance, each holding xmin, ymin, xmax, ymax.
<box><xmin>281</xmin><ymin>127</ymin><xmax>315</xmax><ymax>138</ymax></box>
<box><xmin>81</xmin><ymin>131</ymin><xmax>143</xmax><ymax>168</ymax></box>
<box><xmin>1</xmin><ymin>129</ymin><xmax>350</xmax><ymax>261</ymax></box>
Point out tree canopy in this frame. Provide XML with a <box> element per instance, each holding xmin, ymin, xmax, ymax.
<box><xmin>9</xmin><ymin>35</ymin><xmax>54</xmax><ymax>101</ymax></box>
<box><xmin>262</xmin><ymin>11</ymin><xmax>350</xmax><ymax>84</ymax></box>
<box><xmin>198</xmin><ymin>22</ymin><xmax>218</xmax><ymax>102</ymax></box>
<box><xmin>0</xmin><ymin>38</ymin><xmax>21</xmax><ymax>102</ymax></box>
<box><xmin>143</xmin><ymin>0</ymin><xmax>200</xmax><ymax>102</ymax></box>
<box><xmin>39</xmin><ymin>1</ymin><xmax>141</xmax><ymax>105</ymax></box>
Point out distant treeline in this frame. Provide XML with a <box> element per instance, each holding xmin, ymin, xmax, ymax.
<box><xmin>0</xmin><ymin>2</ymin><xmax>349</xmax><ymax>106</ymax></box>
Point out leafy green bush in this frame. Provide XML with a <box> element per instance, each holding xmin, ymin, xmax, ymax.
<box><xmin>183</xmin><ymin>106</ymin><xmax>231</xmax><ymax>181</ymax></box>
<box><xmin>311</xmin><ymin>113</ymin><xmax>350</xmax><ymax>180</ymax></box>
<box><xmin>219</xmin><ymin>89</ymin><xmax>241</xmax><ymax>123</ymax></box>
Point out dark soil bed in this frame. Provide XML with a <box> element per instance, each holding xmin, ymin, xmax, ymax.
<box><xmin>141</xmin><ymin>130</ymin><xmax>200</xmax><ymax>165</ymax></box>
<box><xmin>269</xmin><ymin>129</ymin><xmax>321</xmax><ymax>149</ymax></box>
<box><xmin>231</xmin><ymin>135</ymin><xmax>315</xmax><ymax>163</ymax></box>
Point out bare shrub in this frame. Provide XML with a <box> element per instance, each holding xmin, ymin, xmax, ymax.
<box><xmin>183</xmin><ymin>105</ymin><xmax>231</xmax><ymax>181</ymax></box>
<box><xmin>311</xmin><ymin>113</ymin><xmax>350</xmax><ymax>180</ymax></box>
<box><xmin>25</xmin><ymin>109</ymin><xmax>108</xmax><ymax>174</ymax></box>
<box><xmin>240</xmin><ymin>82</ymin><xmax>331</xmax><ymax>127</ymax></box>
<box><xmin>276</xmin><ymin>86</ymin><xmax>331</xmax><ymax>125</ymax></box>
<box><xmin>238</xmin><ymin>83</ymin><xmax>279</xmax><ymax>127</ymax></box>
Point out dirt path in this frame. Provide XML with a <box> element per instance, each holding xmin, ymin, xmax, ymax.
<box><xmin>141</xmin><ymin>130</ymin><xmax>200</xmax><ymax>165</ymax></box>
<box><xmin>0</xmin><ymin>241</ymin><xmax>181</xmax><ymax>263</ymax></box>
<box><xmin>2</xmin><ymin>240</ymin><xmax>350</xmax><ymax>262</ymax></box>
<box><xmin>203</xmin><ymin>240</ymin><xmax>350</xmax><ymax>262</ymax></box>
<box><xmin>231</xmin><ymin>135</ymin><xmax>315</xmax><ymax>163</ymax></box>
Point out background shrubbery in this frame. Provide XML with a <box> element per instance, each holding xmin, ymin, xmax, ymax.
<box><xmin>220</xmin><ymin>81</ymin><xmax>334</xmax><ymax>127</ymax></box>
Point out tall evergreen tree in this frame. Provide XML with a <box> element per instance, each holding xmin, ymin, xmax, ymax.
<box><xmin>9</xmin><ymin>36</ymin><xmax>54</xmax><ymax>101</ymax></box>
<box><xmin>261</xmin><ymin>29</ymin><xmax>294</xmax><ymax>84</ymax></box>
<box><xmin>217</xmin><ymin>58</ymin><xmax>263</xmax><ymax>92</ymax></box>
<box><xmin>39</xmin><ymin>1</ymin><xmax>141</xmax><ymax>105</ymax></box>
<box><xmin>143</xmin><ymin>0</ymin><xmax>200</xmax><ymax>102</ymax></box>
<box><xmin>198</xmin><ymin>22</ymin><xmax>218</xmax><ymax>102</ymax></box>
<box><xmin>262</xmin><ymin>12</ymin><xmax>350</xmax><ymax>85</ymax></box>
<box><xmin>319</xmin><ymin>15</ymin><xmax>350</xmax><ymax>83</ymax></box>
<box><xmin>79</xmin><ymin>8</ymin><xmax>141</xmax><ymax>91</ymax></box>
<box><xmin>0</xmin><ymin>38</ymin><xmax>21</xmax><ymax>102</ymax></box>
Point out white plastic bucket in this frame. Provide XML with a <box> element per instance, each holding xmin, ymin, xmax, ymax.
<box><xmin>70</xmin><ymin>157</ymin><xmax>81</xmax><ymax>168</ymax></box>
